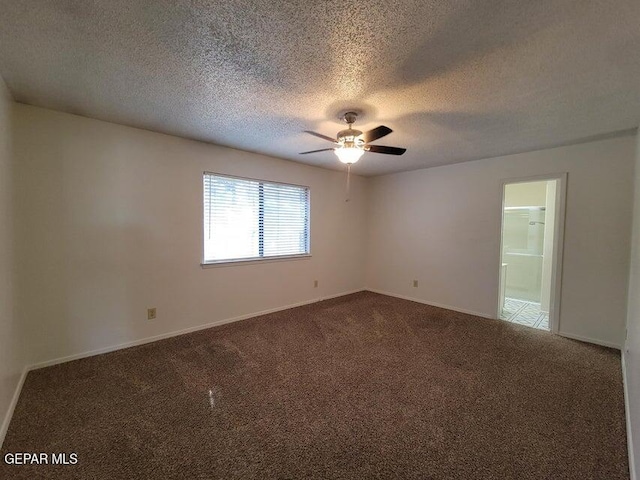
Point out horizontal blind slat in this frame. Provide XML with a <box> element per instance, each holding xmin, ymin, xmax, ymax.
<box><xmin>204</xmin><ymin>173</ymin><xmax>309</xmax><ymax>262</ymax></box>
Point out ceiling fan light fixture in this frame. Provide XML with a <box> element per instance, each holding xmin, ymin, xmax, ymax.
<box><xmin>300</xmin><ymin>111</ymin><xmax>406</xmax><ymax>162</ymax></box>
<box><xmin>334</xmin><ymin>145</ymin><xmax>365</xmax><ymax>164</ymax></box>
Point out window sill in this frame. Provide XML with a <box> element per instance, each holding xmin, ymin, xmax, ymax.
<box><xmin>201</xmin><ymin>254</ymin><xmax>312</xmax><ymax>268</ymax></box>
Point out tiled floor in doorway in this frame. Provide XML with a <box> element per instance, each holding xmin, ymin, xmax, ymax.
<box><xmin>501</xmin><ymin>297</ymin><xmax>549</xmax><ymax>330</ymax></box>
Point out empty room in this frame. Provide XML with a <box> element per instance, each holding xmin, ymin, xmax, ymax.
<box><xmin>1</xmin><ymin>1</ymin><xmax>639</xmax><ymax>479</ymax></box>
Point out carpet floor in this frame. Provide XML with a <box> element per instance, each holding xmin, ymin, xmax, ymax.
<box><xmin>0</xmin><ymin>292</ymin><xmax>629</xmax><ymax>479</ymax></box>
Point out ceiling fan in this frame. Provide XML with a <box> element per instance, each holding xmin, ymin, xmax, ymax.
<box><xmin>300</xmin><ymin>112</ymin><xmax>406</xmax><ymax>165</ymax></box>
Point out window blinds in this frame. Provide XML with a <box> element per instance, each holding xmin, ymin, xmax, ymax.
<box><xmin>203</xmin><ymin>173</ymin><xmax>310</xmax><ymax>263</ymax></box>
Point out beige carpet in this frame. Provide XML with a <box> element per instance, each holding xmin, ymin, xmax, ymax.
<box><xmin>0</xmin><ymin>292</ymin><xmax>629</xmax><ymax>479</ymax></box>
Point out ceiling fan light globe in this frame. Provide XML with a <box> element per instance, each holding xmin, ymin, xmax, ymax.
<box><xmin>335</xmin><ymin>146</ymin><xmax>364</xmax><ymax>164</ymax></box>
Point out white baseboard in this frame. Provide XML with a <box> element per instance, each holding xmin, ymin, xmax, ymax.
<box><xmin>321</xmin><ymin>289</ymin><xmax>366</xmax><ymax>301</ymax></box>
<box><xmin>1</xmin><ymin>289</ymin><xmax>365</xmax><ymax>448</ymax></box>
<box><xmin>364</xmin><ymin>288</ymin><xmax>494</xmax><ymax>319</ymax></box>
<box><xmin>30</xmin><ymin>289</ymin><xmax>366</xmax><ymax>371</ymax></box>
<box><xmin>622</xmin><ymin>351</ymin><xmax>637</xmax><ymax>480</ymax></box>
<box><xmin>6</xmin><ymin>287</ymin><xmax>627</xmax><ymax>460</ymax></box>
<box><xmin>366</xmin><ymin>289</ymin><xmax>624</xmax><ymax>350</ymax></box>
<box><xmin>0</xmin><ymin>366</ymin><xmax>29</xmax><ymax>449</ymax></box>
<box><xmin>556</xmin><ymin>331</ymin><xmax>622</xmax><ymax>350</ymax></box>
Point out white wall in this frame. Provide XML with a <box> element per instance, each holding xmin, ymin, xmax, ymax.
<box><xmin>504</xmin><ymin>180</ymin><xmax>547</xmax><ymax>207</ymax></box>
<box><xmin>0</xmin><ymin>78</ymin><xmax>25</xmax><ymax>443</ymax></box>
<box><xmin>5</xmin><ymin>103</ymin><xmax>639</xmax><ymax>472</ymax></box>
<box><xmin>624</xmin><ymin>129</ymin><xmax>640</xmax><ymax>480</ymax></box>
<box><xmin>12</xmin><ymin>104</ymin><xmax>368</xmax><ymax>365</ymax></box>
<box><xmin>366</xmin><ymin>135</ymin><xmax>636</xmax><ymax>348</ymax></box>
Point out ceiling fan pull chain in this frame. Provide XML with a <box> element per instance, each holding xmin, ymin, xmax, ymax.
<box><xmin>345</xmin><ymin>164</ymin><xmax>351</xmax><ymax>202</ymax></box>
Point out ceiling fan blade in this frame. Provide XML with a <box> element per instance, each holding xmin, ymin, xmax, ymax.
<box><xmin>367</xmin><ymin>145</ymin><xmax>407</xmax><ymax>155</ymax></box>
<box><xmin>303</xmin><ymin>130</ymin><xmax>336</xmax><ymax>143</ymax></box>
<box><xmin>363</xmin><ymin>125</ymin><xmax>392</xmax><ymax>143</ymax></box>
<box><xmin>299</xmin><ymin>148</ymin><xmax>335</xmax><ymax>154</ymax></box>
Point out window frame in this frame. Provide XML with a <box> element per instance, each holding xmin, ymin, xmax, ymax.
<box><xmin>201</xmin><ymin>171</ymin><xmax>312</xmax><ymax>267</ymax></box>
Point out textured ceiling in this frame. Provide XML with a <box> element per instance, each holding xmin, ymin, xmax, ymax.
<box><xmin>1</xmin><ymin>0</ymin><xmax>639</xmax><ymax>176</ymax></box>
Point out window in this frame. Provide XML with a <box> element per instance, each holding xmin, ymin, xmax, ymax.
<box><xmin>203</xmin><ymin>173</ymin><xmax>310</xmax><ymax>264</ymax></box>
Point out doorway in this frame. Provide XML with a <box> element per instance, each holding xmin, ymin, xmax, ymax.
<box><xmin>498</xmin><ymin>175</ymin><xmax>566</xmax><ymax>333</ymax></box>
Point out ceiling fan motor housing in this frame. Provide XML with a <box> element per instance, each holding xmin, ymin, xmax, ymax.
<box><xmin>337</xmin><ymin>127</ymin><xmax>364</xmax><ymax>147</ymax></box>
<box><xmin>337</xmin><ymin>111</ymin><xmax>365</xmax><ymax>147</ymax></box>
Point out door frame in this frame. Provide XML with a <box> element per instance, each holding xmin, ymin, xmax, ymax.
<box><xmin>496</xmin><ymin>173</ymin><xmax>568</xmax><ymax>334</ymax></box>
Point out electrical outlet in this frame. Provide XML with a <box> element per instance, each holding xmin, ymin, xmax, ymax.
<box><xmin>413</xmin><ymin>280</ymin><xmax>419</xmax><ymax>288</ymax></box>
<box><xmin>147</xmin><ymin>307</ymin><xmax>157</xmax><ymax>320</ymax></box>
<box><xmin>314</xmin><ymin>280</ymin><xmax>319</xmax><ymax>288</ymax></box>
